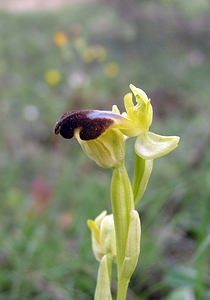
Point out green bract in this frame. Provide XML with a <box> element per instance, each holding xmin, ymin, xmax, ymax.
<box><xmin>120</xmin><ymin>210</ymin><xmax>141</xmax><ymax>280</ymax></box>
<box><xmin>94</xmin><ymin>255</ymin><xmax>112</xmax><ymax>300</ymax></box>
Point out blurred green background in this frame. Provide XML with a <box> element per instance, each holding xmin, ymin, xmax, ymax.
<box><xmin>0</xmin><ymin>0</ymin><xmax>210</xmax><ymax>299</ymax></box>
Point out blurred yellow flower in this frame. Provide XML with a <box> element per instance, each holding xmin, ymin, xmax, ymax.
<box><xmin>104</xmin><ymin>62</ymin><xmax>120</xmax><ymax>78</ymax></box>
<box><xmin>45</xmin><ymin>69</ymin><xmax>61</xmax><ymax>86</ymax></box>
<box><xmin>82</xmin><ymin>47</ymin><xmax>97</xmax><ymax>63</ymax></box>
<box><xmin>82</xmin><ymin>46</ymin><xmax>107</xmax><ymax>63</ymax></box>
<box><xmin>96</xmin><ymin>46</ymin><xmax>107</xmax><ymax>62</ymax></box>
<box><xmin>53</xmin><ymin>32</ymin><xmax>68</xmax><ymax>47</ymax></box>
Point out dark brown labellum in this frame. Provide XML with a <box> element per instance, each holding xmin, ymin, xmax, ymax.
<box><xmin>54</xmin><ymin>110</ymin><xmax>114</xmax><ymax>140</ymax></box>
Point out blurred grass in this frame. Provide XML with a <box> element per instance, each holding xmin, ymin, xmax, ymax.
<box><xmin>0</xmin><ymin>1</ymin><xmax>210</xmax><ymax>299</ymax></box>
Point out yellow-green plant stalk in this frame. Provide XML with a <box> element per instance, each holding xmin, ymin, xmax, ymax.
<box><xmin>54</xmin><ymin>84</ymin><xmax>180</xmax><ymax>300</ymax></box>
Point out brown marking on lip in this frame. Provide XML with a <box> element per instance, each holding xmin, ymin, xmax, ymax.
<box><xmin>54</xmin><ymin>110</ymin><xmax>114</xmax><ymax>140</ymax></box>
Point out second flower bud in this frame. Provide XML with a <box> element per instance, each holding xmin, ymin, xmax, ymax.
<box><xmin>87</xmin><ymin>211</ymin><xmax>116</xmax><ymax>261</ymax></box>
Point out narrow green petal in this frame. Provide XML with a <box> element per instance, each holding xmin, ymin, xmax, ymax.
<box><xmin>135</xmin><ymin>132</ymin><xmax>180</xmax><ymax>160</ymax></box>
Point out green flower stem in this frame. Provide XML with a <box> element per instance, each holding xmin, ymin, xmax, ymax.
<box><xmin>117</xmin><ymin>279</ymin><xmax>129</xmax><ymax>300</ymax></box>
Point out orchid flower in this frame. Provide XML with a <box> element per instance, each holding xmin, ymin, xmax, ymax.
<box><xmin>54</xmin><ymin>84</ymin><xmax>180</xmax><ymax>300</ymax></box>
<box><xmin>54</xmin><ymin>84</ymin><xmax>179</xmax><ymax>165</ymax></box>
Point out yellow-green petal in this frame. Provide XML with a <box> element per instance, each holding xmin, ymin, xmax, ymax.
<box><xmin>135</xmin><ymin>131</ymin><xmax>180</xmax><ymax>160</ymax></box>
<box><xmin>124</xmin><ymin>92</ymin><xmax>134</xmax><ymax>113</ymax></box>
<box><xmin>123</xmin><ymin>85</ymin><xmax>153</xmax><ymax>134</ymax></box>
<box><xmin>87</xmin><ymin>219</ymin><xmax>100</xmax><ymax>244</ymax></box>
<box><xmin>129</xmin><ymin>84</ymin><xmax>149</xmax><ymax>104</ymax></box>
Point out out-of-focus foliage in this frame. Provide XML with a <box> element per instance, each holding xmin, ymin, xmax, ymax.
<box><xmin>0</xmin><ymin>0</ymin><xmax>209</xmax><ymax>299</ymax></box>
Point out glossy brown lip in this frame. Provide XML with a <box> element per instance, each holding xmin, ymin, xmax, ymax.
<box><xmin>54</xmin><ymin>110</ymin><xmax>114</xmax><ymax>140</ymax></box>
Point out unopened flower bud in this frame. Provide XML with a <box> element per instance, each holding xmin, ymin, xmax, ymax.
<box><xmin>87</xmin><ymin>211</ymin><xmax>116</xmax><ymax>261</ymax></box>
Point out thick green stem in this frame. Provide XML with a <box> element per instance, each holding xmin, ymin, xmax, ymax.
<box><xmin>117</xmin><ymin>279</ymin><xmax>129</xmax><ymax>300</ymax></box>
